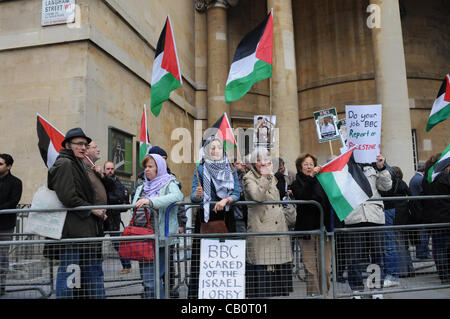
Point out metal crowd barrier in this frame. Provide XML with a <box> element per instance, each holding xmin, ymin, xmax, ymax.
<box><xmin>0</xmin><ymin>195</ymin><xmax>450</xmax><ymax>299</ymax></box>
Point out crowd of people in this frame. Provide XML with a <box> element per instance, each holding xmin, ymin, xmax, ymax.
<box><xmin>0</xmin><ymin>127</ymin><xmax>449</xmax><ymax>299</ymax></box>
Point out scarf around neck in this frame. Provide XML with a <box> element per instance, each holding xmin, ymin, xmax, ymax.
<box><xmin>202</xmin><ymin>156</ymin><xmax>234</xmax><ymax>222</ymax></box>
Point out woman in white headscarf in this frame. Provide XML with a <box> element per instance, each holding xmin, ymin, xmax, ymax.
<box><xmin>188</xmin><ymin>136</ymin><xmax>241</xmax><ymax>298</ymax></box>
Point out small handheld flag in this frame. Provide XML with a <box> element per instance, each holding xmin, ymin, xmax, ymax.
<box><xmin>139</xmin><ymin>105</ymin><xmax>152</xmax><ymax>166</ymax></box>
<box><xmin>36</xmin><ymin>114</ymin><xmax>65</xmax><ymax>168</ymax></box>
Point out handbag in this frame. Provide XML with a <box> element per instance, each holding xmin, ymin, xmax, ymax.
<box><xmin>200</xmin><ymin>219</ymin><xmax>229</xmax><ymax>234</ymax></box>
<box><xmin>119</xmin><ymin>207</ymin><xmax>155</xmax><ymax>261</ymax></box>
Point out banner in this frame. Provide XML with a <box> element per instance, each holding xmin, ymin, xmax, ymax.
<box><xmin>199</xmin><ymin>239</ymin><xmax>246</xmax><ymax>299</ymax></box>
<box><xmin>345</xmin><ymin>104</ymin><xmax>382</xmax><ymax>163</ymax></box>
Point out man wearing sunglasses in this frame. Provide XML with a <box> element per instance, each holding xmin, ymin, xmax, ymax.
<box><xmin>48</xmin><ymin>127</ymin><xmax>106</xmax><ymax>299</ymax></box>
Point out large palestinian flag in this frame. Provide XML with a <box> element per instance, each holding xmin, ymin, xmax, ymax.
<box><xmin>427</xmin><ymin>143</ymin><xmax>450</xmax><ymax>183</ymax></box>
<box><xmin>225</xmin><ymin>10</ymin><xmax>273</xmax><ymax>103</ymax></box>
<box><xmin>151</xmin><ymin>15</ymin><xmax>182</xmax><ymax>117</ymax></box>
<box><xmin>197</xmin><ymin>113</ymin><xmax>236</xmax><ymax>165</ymax></box>
<box><xmin>316</xmin><ymin>147</ymin><xmax>373</xmax><ymax>221</ymax></box>
<box><xmin>36</xmin><ymin>114</ymin><xmax>65</xmax><ymax>168</ymax></box>
<box><xmin>139</xmin><ymin>105</ymin><xmax>152</xmax><ymax>167</ymax></box>
<box><xmin>426</xmin><ymin>74</ymin><xmax>450</xmax><ymax>132</ymax></box>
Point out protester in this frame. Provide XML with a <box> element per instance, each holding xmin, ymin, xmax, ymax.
<box><xmin>133</xmin><ymin>153</ymin><xmax>184</xmax><ymax>298</ymax></box>
<box><xmin>343</xmin><ymin>153</ymin><xmax>392</xmax><ymax>295</ymax></box>
<box><xmin>47</xmin><ymin>128</ymin><xmax>106</xmax><ymax>299</ymax></box>
<box><xmin>421</xmin><ymin>153</ymin><xmax>450</xmax><ymax>284</ymax></box>
<box><xmin>147</xmin><ymin>145</ymin><xmax>186</xmax><ymax>298</ymax></box>
<box><xmin>233</xmin><ymin>157</ymin><xmax>248</xmax><ymax>233</ymax></box>
<box><xmin>408</xmin><ymin>163</ymin><xmax>431</xmax><ymax>259</ymax></box>
<box><xmin>0</xmin><ymin>154</ymin><xmax>22</xmax><ymax>296</ymax></box>
<box><xmin>82</xmin><ymin>140</ymin><xmax>115</xmax><ymax>234</ymax></box>
<box><xmin>103</xmin><ymin>161</ymin><xmax>131</xmax><ymax>275</ymax></box>
<box><xmin>243</xmin><ymin>147</ymin><xmax>293</xmax><ymax>297</ymax></box>
<box><xmin>273</xmin><ymin>157</ymin><xmax>295</xmax><ymax>200</ymax></box>
<box><xmin>290</xmin><ymin>153</ymin><xmax>337</xmax><ymax>296</ymax></box>
<box><xmin>188</xmin><ymin>136</ymin><xmax>241</xmax><ymax>298</ymax></box>
<box><xmin>379</xmin><ymin>165</ymin><xmax>414</xmax><ymax>287</ymax></box>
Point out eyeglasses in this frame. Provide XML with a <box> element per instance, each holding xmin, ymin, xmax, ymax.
<box><xmin>71</xmin><ymin>142</ymin><xmax>90</xmax><ymax>148</ymax></box>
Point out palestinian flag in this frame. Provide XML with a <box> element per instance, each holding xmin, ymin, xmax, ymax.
<box><xmin>427</xmin><ymin>143</ymin><xmax>450</xmax><ymax>183</ymax></box>
<box><xmin>426</xmin><ymin>74</ymin><xmax>450</xmax><ymax>132</ymax></box>
<box><xmin>225</xmin><ymin>10</ymin><xmax>273</xmax><ymax>103</ymax></box>
<box><xmin>36</xmin><ymin>114</ymin><xmax>65</xmax><ymax>168</ymax></box>
<box><xmin>197</xmin><ymin>113</ymin><xmax>236</xmax><ymax>165</ymax></box>
<box><xmin>317</xmin><ymin>147</ymin><xmax>373</xmax><ymax>221</ymax></box>
<box><xmin>139</xmin><ymin>105</ymin><xmax>152</xmax><ymax>167</ymax></box>
<box><xmin>151</xmin><ymin>16</ymin><xmax>182</xmax><ymax>117</ymax></box>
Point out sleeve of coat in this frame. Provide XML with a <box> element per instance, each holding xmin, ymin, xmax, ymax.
<box><xmin>190</xmin><ymin>166</ymin><xmax>203</xmax><ymax>203</ymax></box>
<box><xmin>243</xmin><ymin>174</ymin><xmax>272</xmax><ymax>202</ymax></box>
<box><xmin>376</xmin><ymin>168</ymin><xmax>393</xmax><ymax>192</ymax></box>
<box><xmin>150</xmin><ymin>181</ymin><xmax>184</xmax><ymax>209</ymax></box>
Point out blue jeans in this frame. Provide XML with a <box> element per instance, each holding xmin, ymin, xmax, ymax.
<box><xmin>55</xmin><ymin>244</ymin><xmax>105</xmax><ymax>299</ymax></box>
<box><xmin>138</xmin><ymin>247</ymin><xmax>165</xmax><ymax>298</ymax></box>
<box><xmin>384</xmin><ymin>209</ymin><xmax>399</xmax><ymax>278</ymax></box>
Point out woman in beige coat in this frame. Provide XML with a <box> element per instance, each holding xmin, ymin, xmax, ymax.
<box><xmin>243</xmin><ymin>147</ymin><xmax>293</xmax><ymax>297</ymax></box>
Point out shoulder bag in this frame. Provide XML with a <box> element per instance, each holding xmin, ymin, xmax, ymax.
<box><xmin>119</xmin><ymin>207</ymin><xmax>155</xmax><ymax>261</ymax></box>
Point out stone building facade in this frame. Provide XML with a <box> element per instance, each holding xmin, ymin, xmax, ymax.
<box><xmin>0</xmin><ymin>0</ymin><xmax>449</xmax><ymax>203</ymax></box>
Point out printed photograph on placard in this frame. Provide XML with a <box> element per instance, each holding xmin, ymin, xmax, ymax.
<box><xmin>313</xmin><ymin>108</ymin><xmax>340</xmax><ymax>143</ymax></box>
<box><xmin>253</xmin><ymin>115</ymin><xmax>276</xmax><ymax>149</ymax></box>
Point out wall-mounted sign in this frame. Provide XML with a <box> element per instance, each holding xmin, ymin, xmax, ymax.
<box><xmin>41</xmin><ymin>0</ymin><xmax>75</xmax><ymax>26</ymax></box>
<box><xmin>108</xmin><ymin>127</ymin><xmax>133</xmax><ymax>176</ymax></box>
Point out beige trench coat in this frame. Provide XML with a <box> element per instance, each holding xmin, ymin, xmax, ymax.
<box><xmin>243</xmin><ymin>167</ymin><xmax>293</xmax><ymax>265</ymax></box>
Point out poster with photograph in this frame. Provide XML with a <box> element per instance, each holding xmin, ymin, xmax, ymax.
<box><xmin>253</xmin><ymin>115</ymin><xmax>276</xmax><ymax>148</ymax></box>
<box><xmin>313</xmin><ymin>108</ymin><xmax>340</xmax><ymax>143</ymax></box>
<box><xmin>337</xmin><ymin>118</ymin><xmax>347</xmax><ymax>153</ymax></box>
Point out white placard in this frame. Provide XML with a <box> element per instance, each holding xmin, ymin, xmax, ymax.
<box><xmin>41</xmin><ymin>0</ymin><xmax>75</xmax><ymax>26</ymax></box>
<box><xmin>345</xmin><ymin>104</ymin><xmax>382</xmax><ymax>163</ymax></box>
<box><xmin>199</xmin><ymin>239</ymin><xmax>246</xmax><ymax>299</ymax></box>
<box><xmin>26</xmin><ymin>186</ymin><xmax>67</xmax><ymax>239</ymax></box>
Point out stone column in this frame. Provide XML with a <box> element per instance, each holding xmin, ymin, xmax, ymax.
<box><xmin>370</xmin><ymin>0</ymin><xmax>414</xmax><ymax>181</ymax></box>
<box><xmin>205</xmin><ymin>0</ymin><xmax>231</xmax><ymax>126</ymax></box>
<box><xmin>266</xmin><ymin>0</ymin><xmax>301</xmax><ymax>172</ymax></box>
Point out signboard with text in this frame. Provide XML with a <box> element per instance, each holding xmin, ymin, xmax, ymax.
<box><xmin>199</xmin><ymin>239</ymin><xmax>246</xmax><ymax>299</ymax></box>
<box><xmin>41</xmin><ymin>0</ymin><xmax>75</xmax><ymax>26</ymax></box>
<box><xmin>345</xmin><ymin>104</ymin><xmax>382</xmax><ymax>163</ymax></box>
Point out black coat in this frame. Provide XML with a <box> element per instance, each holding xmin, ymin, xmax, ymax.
<box><xmin>291</xmin><ymin>172</ymin><xmax>340</xmax><ymax>233</ymax></box>
<box><xmin>105</xmin><ymin>176</ymin><xmax>129</xmax><ymax>231</ymax></box>
<box><xmin>379</xmin><ymin>177</ymin><xmax>412</xmax><ymax>225</ymax></box>
<box><xmin>0</xmin><ymin>172</ymin><xmax>22</xmax><ymax>231</ymax></box>
<box><xmin>421</xmin><ymin>171</ymin><xmax>450</xmax><ymax>224</ymax></box>
<box><xmin>48</xmin><ymin>149</ymin><xmax>101</xmax><ymax>238</ymax></box>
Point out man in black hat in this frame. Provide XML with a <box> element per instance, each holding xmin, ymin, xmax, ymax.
<box><xmin>0</xmin><ymin>153</ymin><xmax>22</xmax><ymax>296</ymax></box>
<box><xmin>48</xmin><ymin>127</ymin><xmax>106</xmax><ymax>299</ymax></box>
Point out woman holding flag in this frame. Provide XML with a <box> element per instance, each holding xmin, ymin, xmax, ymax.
<box><xmin>290</xmin><ymin>153</ymin><xmax>337</xmax><ymax>297</ymax></box>
<box><xmin>188</xmin><ymin>136</ymin><xmax>241</xmax><ymax>298</ymax></box>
